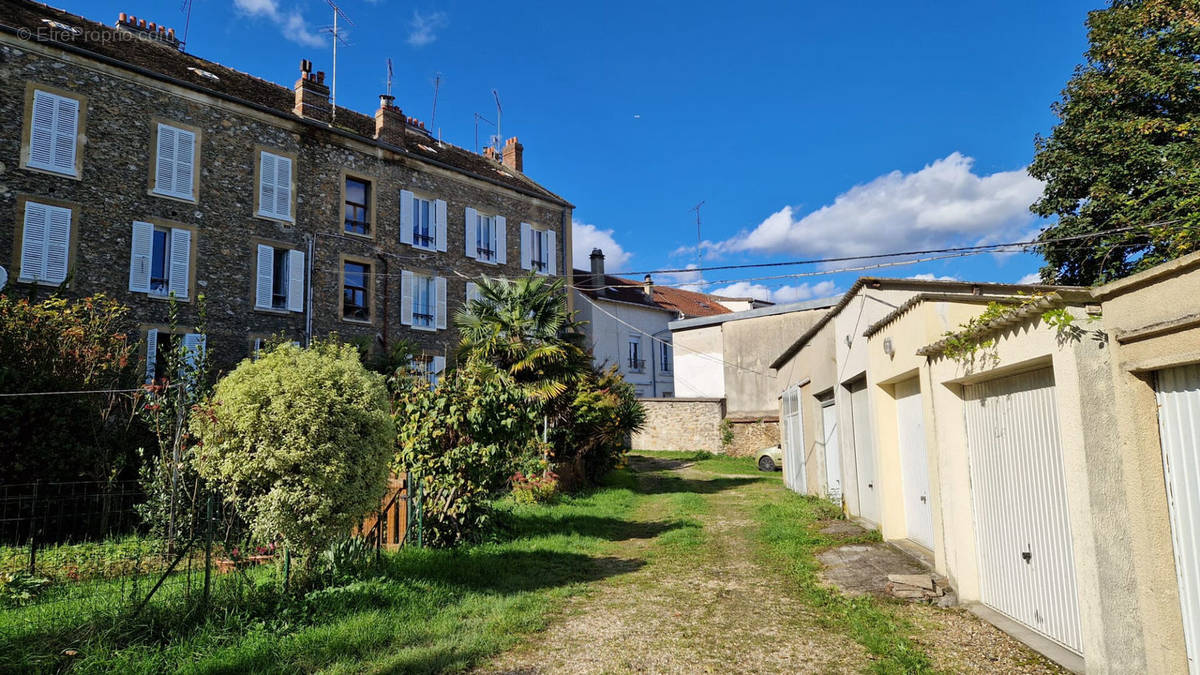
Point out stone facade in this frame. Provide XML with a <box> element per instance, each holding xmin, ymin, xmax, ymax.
<box><xmin>0</xmin><ymin>6</ymin><xmax>571</xmax><ymax>377</ymax></box>
<box><xmin>724</xmin><ymin>418</ymin><xmax>780</xmax><ymax>457</ymax></box>
<box><xmin>631</xmin><ymin>398</ymin><xmax>725</xmax><ymax>453</ymax></box>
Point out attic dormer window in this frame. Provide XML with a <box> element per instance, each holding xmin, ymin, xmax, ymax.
<box><xmin>187</xmin><ymin>67</ymin><xmax>220</xmax><ymax>82</ymax></box>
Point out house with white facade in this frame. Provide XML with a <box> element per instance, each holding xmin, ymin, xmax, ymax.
<box><xmin>572</xmin><ymin>249</ymin><xmax>730</xmax><ymax>398</ymax></box>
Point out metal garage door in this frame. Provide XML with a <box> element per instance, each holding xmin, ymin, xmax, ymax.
<box><xmin>849</xmin><ymin>380</ymin><xmax>879</xmax><ymax>523</ymax></box>
<box><xmin>964</xmin><ymin>368</ymin><xmax>1082</xmax><ymax>654</ymax></box>
<box><xmin>781</xmin><ymin>386</ymin><xmax>806</xmax><ymax>493</ymax></box>
<box><xmin>821</xmin><ymin>399</ymin><xmax>843</xmax><ymax>504</ymax></box>
<box><xmin>1157</xmin><ymin>363</ymin><xmax>1200</xmax><ymax>673</ymax></box>
<box><xmin>895</xmin><ymin>378</ymin><xmax>933</xmax><ymax>549</ymax></box>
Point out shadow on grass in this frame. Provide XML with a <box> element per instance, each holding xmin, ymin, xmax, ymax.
<box><xmin>633</xmin><ymin>474</ymin><xmax>759</xmax><ymax>496</ymax></box>
<box><xmin>379</xmin><ymin>546</ymin><xmax>645</xmax><ymax>595</ymax></box>
<box><xmin>498</xmin><ymin>511</ymin><xmax>691</xmax><ymax>543</ymax></box>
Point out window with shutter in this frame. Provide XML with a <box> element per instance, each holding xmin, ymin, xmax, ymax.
<box><xmin>168</xmin><ymin>228</ymin><xmax>191</xmax><ymax>300</ymax></box>
<box><xmin>18</xmin><ymin>201</ymin><xmax>71</xmax><ymax>284</ymax></box>
<box><xmin>27</xmin><ymin>89</ymin><xmax>80</xmax><ymax>176</ymax></box>
<box><xmin>257</xmin><ymin>151</ymin><xmax>293</xmax><ymax>221</ymax></box>
<box><xmin>153</xmin><ymin>123</ymin><xmax>197</xmax><ymax>201</ymax></box>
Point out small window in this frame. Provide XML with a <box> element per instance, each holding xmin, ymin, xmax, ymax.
<box><xmin>129</xmin><ymin>222</ymin><xmax>191</xmax><ymax>300</ymax></box>
<box><xmin>476</xmin><ymin>214</ymin><xmax>497</xmax><ymax>262</ymax></box>
<box><xmin>531</xmin><ymin>229</ymin><xmax>549</xmax><ymax>273</ymax></box>
<box><xmin>412</xmin><ymin>196</ymin><xmax>434</xmax><ymax>248</ymax></box>
<box><xmin>26</xmin><ymin>89</ymin><xmax>80</xmax><ymax>176</ymax></box>
<box><xmin>255</xmin><ymin>245</ymin><xmax>305</xmax><ymax>312</ymax></box>
<box><xmin>145</xmin><ymin>330</ymin><xmax>205</xmax><ymax>385</ymax></box>
<box><xmin>345</xmin><ymin>177</ymin><xmax>371</xmax><ymax>235</ymax></box>
<box><xmin>412</xmin><ymin>274</ymin><xmax>435</xmax><ymax>328</ymax></box>
<box><xmin>152</xmin><ymin>123</ymin><xmax>196</xmax><ymax>201</ymax></box>
<box><xmin>628</xmin><ymin>336</ymin><xmax>643</xmax><ymax>372</ymax></box>
<box><xmin>660</xmin><ymin>342</ymin><xmax>671</xmax><ymax>373</ymax></box>
<box><xmin>271</xmin><ymin>249</ymin><xmax>289</xmax><ymax>309</ymax></box>
<box><xmin>150</xmin><ymin>227</ymin><xmax>170</xmax><ymax>295</ymax></box>
<box><xmin>343</xmin><ymin>261</ymin><xmax>370</xmax><ymax>321</ymax></box>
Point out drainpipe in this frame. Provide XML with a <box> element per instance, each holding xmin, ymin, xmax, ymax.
<box><xmin>305</xmin><ymin>235</ymin><xmax>314</xmax><ymax>347</ymax></box>
<box><xmin>377</xmin><ymin>253</ymin><xmax>389</xmax><ymax>353</ymax></box>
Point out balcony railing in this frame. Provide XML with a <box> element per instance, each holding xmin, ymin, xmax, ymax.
<box><xmin>627</xmin><ymin>358</ymin><xmax>646</xmax><ymax>372</ymax></box>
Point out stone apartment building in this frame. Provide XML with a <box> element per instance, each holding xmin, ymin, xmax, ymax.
<box><xmin>0</xmin><ymin>0</ymin><xmax>572</xmax><ymax>382</ymax></box>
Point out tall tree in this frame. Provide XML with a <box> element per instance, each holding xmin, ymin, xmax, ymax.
<box><xmin>1030</xmin><ymin>0</ymin><xmax>1200</xmax><ymax>285</ymax></box>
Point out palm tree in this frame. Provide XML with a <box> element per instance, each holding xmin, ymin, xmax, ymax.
<box><xmin>455</xmin><ymin>273</ymin><xmax>589</xmax><ymax>402</ymax></box>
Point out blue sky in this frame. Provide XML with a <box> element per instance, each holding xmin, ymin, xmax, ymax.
<box><xmin>64</xmin><ymin>0</ymin><xmax>1103</xmax><ymax>301</ymax></box>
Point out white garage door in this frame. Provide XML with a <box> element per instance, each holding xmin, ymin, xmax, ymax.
<box><xmin>781</xmin><ymin>386</ymin><xmax>806</xmax><ymax>494</ymax></box>
<box><xmin>822</xmin><ymin>399</ymin><xmax>843</xmax><ymax>504</ymax></box>
<box><xmin>849</xmin><ymin>380</ymin><xmax>879</xmax><ymax>523</ymax></box>
<box><xmin>964</xmin><ymin>368</ymin><xmax>1082</xmax><ymax>655</ymax></box>
<box><xmin>895</xmin><ymin>378</ymin><xmax>933</xmax><ymax>549</ymax></box>
<box><xmin>1157</xmin><ymin>363</ymin><xmax>1200</xmax><ymax>674</ymax></box>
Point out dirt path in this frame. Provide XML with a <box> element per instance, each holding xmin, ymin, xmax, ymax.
<box><xmin>480</xmin><ymin>455</ymin><xmax>1061</xmax><ymax>674</ymax></box>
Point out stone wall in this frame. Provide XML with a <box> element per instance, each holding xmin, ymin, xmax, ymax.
<box><xmin>0</xmin><ymin>36</ymin><xmax>569</xmax><ymax>377</ymax></box>
<box><xmin>632</xmin><ymin>398</ymin><xmax>725</xmax><ymax>453</ymax></box>
<box><xmin>723</xmin><ymin>417</ymin><xmax>781</xmax><ymax>457</ymax></box>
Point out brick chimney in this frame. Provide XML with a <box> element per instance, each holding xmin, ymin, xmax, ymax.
<box><xmin>483</xmin><ymin>146</ymin><xmax>499</xmax><ymax>161</ymax></box>
<box><xmin>502</xmin><ymin>136</ymin><xmax>523</xmax><ymax>173</ymax></box>
<box><xmin>590</xmin><ymin>248</ymin><xmax>606</xmax><ymax>294</ymax></box>
<box><xmin>643</xmin><ymin>274</ymin><xmax>654</xmax><ymax>299</ymax></box>
<box><xmin>374</xmin><ymin>94</ymin><xmax>406</xmax><ymax>147</ymax></box>
<box><xmin>116</xmin><ymin>12</ymin><xmax>183</xmax><ymax>49</ymax></box>
<box><xmin>293</xmin><ymin>60</ymin><xmax>330</xmax><ymax>123</ymax></box>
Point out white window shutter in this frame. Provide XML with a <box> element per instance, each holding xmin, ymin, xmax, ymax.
<box><xmin>520</xmin><ymin>222</ymin><xmax>532</xmax><ymax>271</ymax></box>
<box><xmin>155</xmin><ymin>124</ymin><xmax>176</xmax><ymax>195</ymax></box>
<box><xmin>464</xmin><ymin>208</ymin><xmax>477</xmax><ymax>258</ymax></box>
<box><xmin>547</xmin><ymin>230</ymin><xmax>557</xmax><ymax>276</ymax></box>
<box><xmin>28</xmin><ymin>91</ymin><xmax>56</xmax><ymax>170</ymax></box>
<box><xmin>181</xmin><ymin>333</ymin><xmax>206</xmax><ymax>378</ymax></box>
<box><xmin>43</xmin><ymin>205</ymin><xmax>70</xmax><ymax>284</ymax></box>
<box><xmin>52</xmin><ymin>95</ymin><xmax>78</xmax><ymax>175</ymax></box>
<box><xmin>432</xmin><ymin>356</ymin><xmax>445</xmax><ymax>376</ymax></box>
<box><xmin>144</xmin><ymin>329</ymin><xmax>158</xmax><ymax>384</ymax></box>
<box><xmin>466</xmin><ymin>281</ymin><xmax>479</xmax><ymax>305</ymax></box>
<box><xmin>255</xmin><ymin>244</ymin><xmax>273</xmax><ymax>308</ymax></box>
<box><xmin>399</xmin><ymin>190</ymin><xmax>414</xmax><ymax>245</ymax></box>
<box><xmin>19</xmin><ymin>203</ymin><xmax>47</xmax><ymax>282</ymax></box>
<box><xmin>129</xmin><ymin>221</ymin><xmax>153</xmax><ymax>292</ymax></box>
<box><xmin>253</xmin><ymin>337</ymin><xmax>265</xmax><ymax>359</ymax></box>
<box><xmin>168</xmin><ymin>228</ymin><xmax>191</xmax><ymax>300</ymax></box>
<box><xmin>400</xmin><ymin>270</ymin><xmax>414</xmax><ymax>326</ymax></box>
<box><xmin>495</xmin><ymin>216</ymin><xmax>507</xmax><ymax>264</ymax></box>
<box><xmin>274</xmin><ymin>155</ymin><xmax>292</xmax><ymax>220</ymax></box>
<box><xmin>435</xmin><ymin>200</ymin><xmax>447</xmax><ymax>252</ymax></box>
<box><xmin>258</xmin><ymin>152</ymin><xmax>276</xmax><ymax>217</ymax></box>
<box><xmin>287</xmin><ymin>249</ymin><xmax>305</xmax><ymax>313</ymax></box>
<box><xmin>435</xmin><ymin>276</ymin><xmax>447</xmax><ymax>330</ymax></box>
<box><xmin>174</xmin><ymin>128</ymin><xmax>195</xmax><ymax>199</ymax></box>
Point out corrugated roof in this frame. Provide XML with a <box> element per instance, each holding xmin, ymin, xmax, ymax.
<box><xmin>1</xmin><ymin>0</ymin><xmax>570</xmax><ymax>205</ymax></box>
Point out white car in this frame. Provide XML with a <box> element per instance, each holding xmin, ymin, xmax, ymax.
<box><xmin>756</xmin><ymin>445</ymin><xmax>783</xmax><ymax>472</ymax></box>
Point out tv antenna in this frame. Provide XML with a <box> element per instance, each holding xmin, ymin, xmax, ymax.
<box><xmin>431</xmin><ymin>72</ymin><xmax>442</xmax><ymax>131</ymax></box>
<box><xmin>385</xmin><ymin>58</ymin><xmax>393</xmax><ymax>98</ymax></box>
<box><xmin>473</xmin><ymin>112</ymin><xmax>494</xmax><ymax>154</ymax></box>
<box><xmin>321</xmin><ymin>0</ymin><xmax>353</xmax><ymax>122</ymax></box>
<box><xmin>492</xmin><ymin>89</ymin><xmax>502</xmax><ymax>149</ymax></box>
<box><xmin>179</xmin><ymin>0</ymin><xmax>193</xmax><ymax>48</ymax></box>
<box><xmin>691</xmin><ymin>201</ymin><xmax>705</xmax><ymax>266</ymax></box>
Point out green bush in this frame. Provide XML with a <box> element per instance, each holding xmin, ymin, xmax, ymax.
<box><xmin>392</xmin><ymin>367</ymin><xmax>539</xmax><ymax>546</ymax></box>
<box><xmin>189</xmin><ymin>341</ymin><xmax>394</xmax><ymax>570</ymax></box>
<box><xmin>550</xmin><ymin>367</ymin><xmax>646</xmax><ymax>487</ymax></box>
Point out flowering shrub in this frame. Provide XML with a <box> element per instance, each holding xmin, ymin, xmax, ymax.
<box><xmin>510</xmin><ymin>471</ymin><xmax>559</xmax><ymax>505</ymax></box>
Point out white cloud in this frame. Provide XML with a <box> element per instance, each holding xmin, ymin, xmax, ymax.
<box><xmin>407</xmin><ymin>10</ymin><xmax>448</xmax><ymax>47</ymax></box>
<box><xmin>659</xmin><ymin>265</ymin><xmax>706</xmax><ymax>292</ymax></box>
<box><xmin>233</xmin><ymin>0</ymin><xmax>325</xmax><ymax>48</ymax></box>
<box><xmin>710</xmin><ymin>280</ymin><xmax>838</xmax><ymax>304</ymax></box>
<box><xmin>908</xmin><ymin>273</ymin><xmax>959</xmax><ymax>282</ymax></box>
<box><xmin>1017</xmin><ymin>272</ymin><xmax>1043</xmax><ymax>285</ymax></box>
<box><xmin>572</xmin><ymin>221</ymin><xmax>632</xmax><ymax>272</ymax></box>
<box><xmin>713</xmin><ymin>153</ymin><xmax>1043</xmax><ymax>259</ymax></box>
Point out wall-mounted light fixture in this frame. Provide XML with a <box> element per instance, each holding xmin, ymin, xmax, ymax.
<box><xmin>883</xmin><ymin>337</ymin><xmax>895</xmax><ymax>358</ymax></box>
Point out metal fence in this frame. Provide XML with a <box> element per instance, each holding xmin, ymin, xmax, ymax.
<box><xmin>0</xmin><ymin>475</ymin><xmax>421</xmax><ymax>639</ymax></box>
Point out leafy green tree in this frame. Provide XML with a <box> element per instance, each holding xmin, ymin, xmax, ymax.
<box><xmin>1030</xmin><ymin>0</ymin><xmax>1200</xmax><ymax>284</ymax></box>
<box><xmin>189</xmin><ymin>342</ymin><xmax>393</xmax><ymax>570</ymax></box>
<box><xmin>550</xmin><ymin>366</ymin><xmax>646</xmax><ymax>487</ymax></box>
<box><xmin>455</xmin><ymin>274</ymin><xmax>590</xmax><ymax>402</ymax></box>
<box><xmin>0</xmin><ymin>293</ymin><xmax>146</xmax><ymax>483</ymax></box>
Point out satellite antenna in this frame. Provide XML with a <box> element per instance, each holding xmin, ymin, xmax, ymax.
<box><xmin>691</xmin><ymin>201</ymin><xmax>705</xmax><ymax>266</ymax></box>
<box><xmin>492</xmin><ymin>89</ymin><xmax>503</xmax><ymax>149</ymax></box>
<box><xmin>321</xmin><ymin>0</ymin><xmax>353</xmax><ymax>122</ymax></box>
<box><xmin>386</xmin><ymin>58</ymin><xmax>393</xmax><ymax>98</ymax></box>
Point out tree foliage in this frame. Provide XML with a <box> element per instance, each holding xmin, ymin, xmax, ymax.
<box><xmin>0</xmin><ymin>293</ymin><xmax>146</xmax><ymax>483</ymax></box>
<box><xmin>189</xmin><ymin>342</ymin><xmax>394</xmax><ymax>566</ymax></box>
<box><xmin>391</xmin><ymin>367</ymin><xmax>539</xmax><ymax>546</ymax></box>
<box><xmin>549</xmin><ymin>366</ymin><xmax>646</xmax><ymax>488</ymax></box>
<box><xmin>1030</xmin><ymin>0</ymin><xmax>1200</xmax><ymax>284</ymax></box>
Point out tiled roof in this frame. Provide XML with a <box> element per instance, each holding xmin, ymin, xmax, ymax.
<box><xmin>1</xmin><ymin>0</ymin><xmax>569</xmax><ymax>205</ymax></box>
<box><xmin>573</xmin><ymin>270</ymin><xmax>731</xmax><ymax>319</ymax></box>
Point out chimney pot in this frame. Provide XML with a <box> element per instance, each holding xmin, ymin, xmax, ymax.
<box><xmin>374</xmin><ymin>96</ymin><xmax>406</xmax><ymax>147</ymax></box>
<box><xmin>590</xmin><ymin>249</ymin><xmax>606</xmax><ymax>294</ymax></box>
<box><xmin>643</xmin><ymin>274</ymin><xmax>654</xmax><ymax>298</ymax></box>
<box><xmin>139</xmin><ymin>19</ymin><xmax>147</xmax><ymax>29</ymax></box>
<box><xmin>118</xmin><ymin>12</ymin><xmax>127</xmax><ymax>23</ymax></box>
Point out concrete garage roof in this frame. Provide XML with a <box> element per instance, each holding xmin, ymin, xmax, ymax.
<box><xmin>668</xmin><ymin>295</ymin><xmax>842</xmax><ymax>332</ymax></box>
